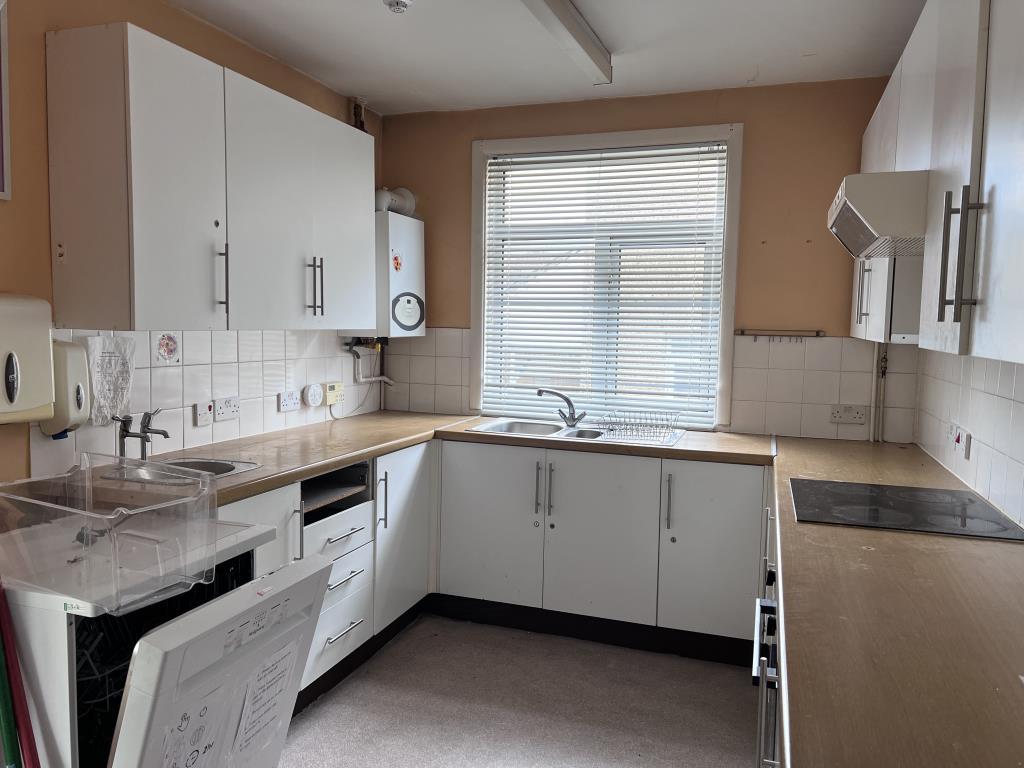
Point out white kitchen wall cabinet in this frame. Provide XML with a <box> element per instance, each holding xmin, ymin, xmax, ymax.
<box><xmin>850</xmin><ymin>256</ymin><xmax>924</xmax><ymax>344</ymax></box>
<box><xmin>918</xmin><ymin>0</ymin><xmax>990</xmax><ymax>355</ymax></box>
<box><xmin>968</xmin><ymin>0</ymin><xmax>1024</xmax><ymax>364</ymax></box>
<box><xmin>47</xmin><ymin>23</ymin><xmax>228</xmax><ymax>331</ymax></box>
<box><xmin>218</xmin><ymin>483</ymin><xmax>301</xmax><ymax>577</ymax></box>
<box><xmin>861</xmin><ymin>60</ymin><xmax>901</xmax><ymax>174</ymax></box>
<box><xmin>310</xmin><ymin>109</ymin><xmax>377</xmax><ymax>331</ymax></box>
<box><xmin>657</xmin><ymin>460</ymin><xmax>764</xmax><ymax>638</ymax></box>
<box><xmin>374</xmin><ymin>442</ymin><xmax>433</xmax><ymax>632</ymax></box>
<box><xmin>225</xmin><ymin>70</ymin><xmax>315</xmax><ymax>330</ymax></box>
<box><xmin>542</xmin><ymin>450</ymin><xmax>661</xmax><ymax>625</ymax></box>
<box><xmin>439</xmin><ymin>441</ymin><xmax>545</xmax><ymax>607</ymax></box>
<box><xmin>894</xmin><ymin>0</ymin><xmax>939</xmax><ymax>172</ymax></box>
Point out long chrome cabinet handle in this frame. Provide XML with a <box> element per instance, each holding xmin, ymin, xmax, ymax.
<box><xmin>937</xmin><ymin>190</ymin><xmax>954</xmax><ymax>322</ymax></box>
<box><xmin>665</xmin><ymin>473</ymin><xmax>673</xmax><ymax>530</ymax></box>
<box><xmin>855</xmin><ymin>260</ymin><xmax>865</xmax><ymax>325</ymax></box>
<box><xmin>216</xmin><ymin>242</ymin><xmax>230</xmax><ymax>316</ymax></box>
<box><xmin>306</xmin><ymin>259</ymin><xmax>320</xmax><ymax>314</ymax></box>
<box><xmin>952</xmin><ymin>184</ymin><xmax>983</xmax><ymax>323</ymax></box>
<box><xmin>534</xmin><ymin>461</ymin><xmax>542</xmax><ymax>515</ymax></box>
<box><xmin>318</xmin><ymin>257</ymin><xmax>325</xmax><ymax>316</ymax></box>
<box><xmin>293</xmin><ymin>500</ymin><xmax>305</xmax><ymax>561</ymax></box>
<box><xmin>326</xmin><ymin>618</ymin><xmax>364</xmax><ymax>645</ymax></box>
<box><xmin>547</xmin><ymin>463</ymin><xmax>554</xmax><ymax>516</ymax></box>
<box><xmin>379</xmin><ymin>470</ymin><xmax>389</xmax><ymax>529</ymax></box>
<box><xmin>858</xmin><ymin>262</ymin><xmax>872</xmax><ymax>322</ymax></box>
<box><xmin>759</xmin><ymin>507</ymin><xmax>771</xmax><ymax>599</ymax></box>
<box><xmin>327</xmin><ymin>568</ymin><xmax>365</xmax><ymax>591</ymax></box>
<box><xmin>326</xmin><ymin>526</ymin><xmax>366</xmax><ymax>545</ymax></box>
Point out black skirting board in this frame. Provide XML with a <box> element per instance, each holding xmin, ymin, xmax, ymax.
<box><xmin>293</xmin><ymin>593</ymin><xmax>752</xmax><ymax>715</ymax></box>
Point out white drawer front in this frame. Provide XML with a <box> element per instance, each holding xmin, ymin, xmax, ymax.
<box><xmin>305</xmin><ymin>500</ymin><xmax>374</xmax><ymax>560</ymax></box>
<box><xmin>322</xmin><ymin>542</ymin><xmax>373</xmax><ymax>614</ymax></box>
<box><xmin>301</xmin><ymin>585</ymin><xmax>373</xmax><ymax>688</ymax></box>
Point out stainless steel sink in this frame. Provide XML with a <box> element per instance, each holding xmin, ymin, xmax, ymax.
<box><xmin>470</xmin><ymin>420</ymin><xmax>563</xmax><ymax>436</ymax></box>
<box><xmin>559</xmin><ymin>428</ymin><xmax>603</xmax><ymax>440</ymax></box>
<box><xmin>160</xmin><ymin>458</ymin><xmax>261</xmax><ymax>478</ymax></box>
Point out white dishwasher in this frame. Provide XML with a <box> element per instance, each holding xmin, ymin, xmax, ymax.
<box><xmin>108</xmin><ymin>555</ymin><xmax>331</xmax><ymax>768</ymax></box>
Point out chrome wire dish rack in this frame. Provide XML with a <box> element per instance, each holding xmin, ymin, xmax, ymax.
<box><xmin>598</xmin><ymin>411</ymin><xmax>686</xmax><ymax>446</ymax></box>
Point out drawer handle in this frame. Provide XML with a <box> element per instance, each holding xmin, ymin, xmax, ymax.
<box><xmin>326</xmin><ymin>618</ymin><xmax>364</xmax><ymax>645</ymax></box>
<box><xmin>327</xmin><ymin>568</ymin><xmax>365</xmax><ymax>591</ymax></box>
<box><xmin>326</xmin><ymin>526</ymin><xmax>366</xmax><ymax>545</ymax></box>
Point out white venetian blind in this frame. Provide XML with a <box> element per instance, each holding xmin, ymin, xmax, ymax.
<box><xmin>482</xmin><ymin>141</ymin><xmax>729</xmax><ymax>428</ymax></box>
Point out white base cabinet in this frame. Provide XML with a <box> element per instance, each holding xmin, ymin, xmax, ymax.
<box><xmin>658</xmin><ymin>460</ymin><xmax>765</xmax><ymax>639</ymax></box>
<box><xmin>440</xmin><ymin>442</ymin><xmax>763</xmax><ymax>634</ymax></box>
<box><xmin>542</xmin><ymin>450</ymin><xmax>661</xmax><ymax>625</ymax></box>
<box><xmin>374</xmin><ymin>442</ymin><xmax>434</xmax><ymax>633</ymax></box>
<box><xmin>218</xmin><ymin>483</ymin><xmax>301</xmax><ymax>577</ymax></box>
<box><xmin>440</xmin><ymin>442</ymin><xmax>545</xmax><ymax>607</ymax></box>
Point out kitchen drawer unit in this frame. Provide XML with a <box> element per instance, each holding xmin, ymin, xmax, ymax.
<box><xmin>321</xmin><ymin>541</ymin><xmax>374</xmax><ymax>614</ymax></box>
<box><xmin>305</xmin><ymin>499</ymin><xmax>375</xmax><ymax>560</ymax></box>
<box><xmin>301</xmin><ymin>584</ymin><xmax>373</xmax><ymax>688</ymax></box>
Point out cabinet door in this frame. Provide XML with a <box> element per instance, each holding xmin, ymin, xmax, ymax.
<box><xmin>658</xmin><ymin>461</ymin><xmax>764</xmax><ymax>638</ymax></box>
<box><xmin>861</xmin><ymin>61</ymin><xmax>901</xmax><ymax>173</ymax></box>
<box><xmin>918</xmin><ymin>0</ymin><xmax>990</xmax><ymax>355</ymax></box>
<box><xmin>374</xmin><ymin>442</ymin><xmax>433</xmax><ymax>632</ymax></box>
<box><xmin>969</xmin><ymin>0</ymin><xmax>1024</xmax><ymax>364</ymax></box>
<box><xmin>440</xmin><ymin>442</ymin><xmax>545</xmax><ymax>607</ymax></box>
<box><xmin>895</xmin><ymin>1</ymin><xmax>939</xmax><ymax>171</ymax></box>
<box><xmin>863</xmin><ymin>257</ymin><xmax>894</xmax><ymax>343</ymax></box>
<box><xmin>225</xmin><ymin>71</ymin><xmax>316</xmax><ymax>330</ymax></box>
<box><xmin>125</xmin><ymin>26</ymin><xmax>227</xmax><ymax>331</ymax></box>
<box><xmin>542</xmin><ymin>450</ymin><xmax>661</xmax><ymax>625</ymax></box>
<box><xmin>217</xmin><ymin>483</ymin><xmax>300</xmax><ymax>577</ymax></box>
<box><xmin>310</xmin><ymin>110</ymin><xmax>377</xmax><ymax>331</ymax></box>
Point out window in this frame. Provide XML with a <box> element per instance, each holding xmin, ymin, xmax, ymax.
<box><xmin>476</xmin><ymin>127</ymin><xmax>740</xmax><ymax>429</ymax></box>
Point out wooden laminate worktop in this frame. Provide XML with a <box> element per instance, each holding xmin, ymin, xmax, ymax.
<box><xmin>169</xmin><ymin>412</ymin><xmax>775</xmax><ymax>506</ymax></box>
<box><xmin>436</xmin><ymin>417</ymin><xmax>775</xmax><ymax>465</ymax></box>
<box><xmin>774</xmin><ymin>438</ymin><xmax>1024</xmax><ymax>767</ymax></box>
<box><xmin>163</xmin><ymin>412</ymin><xmax>474</xmax><ymax>505</ymax></box>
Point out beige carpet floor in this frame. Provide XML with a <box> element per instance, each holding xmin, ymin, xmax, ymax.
<box><xmin>281</xmin><ymin>615</ymin><xmax>755</xmax><ymax>767</ymax></box>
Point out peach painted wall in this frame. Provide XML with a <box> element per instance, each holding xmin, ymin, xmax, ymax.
<box><xmin>381</xmin><ymin>78</ymin><xmax>885</xmax><ymax>330</ymax></box>
<box><xmin>0</xmin><ymin>0</ymin><xmax>380</xmax><ymax>480</ymax></box>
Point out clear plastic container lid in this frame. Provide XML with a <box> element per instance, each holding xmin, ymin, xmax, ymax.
<box><xmin>0</xmin><ymin>453</ymin><xmax>216</xmax><ymax>615</ymax></box>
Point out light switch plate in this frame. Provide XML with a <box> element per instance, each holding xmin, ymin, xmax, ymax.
<box><xmin>831</xmin><ymin>405</ymin><xmax>867</xmax><ymax>425</ymax></box>
<box><xmin>324</xmin><ymin>381</ymin><xmax>344</xmax><ymax>406</ymax></box>
<box><xmin>193</xmin><ymin>401</ymin><xmax>214</xmax><ymax>427</ymax></box>
<box><xmin>277</xmin><ymin>390</ymin><xmax>301</xmax><ymax>412</ymax></box>
<box><xmin>214</xmin><ymin>396</ymin><xmax>239</xmax><ymax>421</ymax></box>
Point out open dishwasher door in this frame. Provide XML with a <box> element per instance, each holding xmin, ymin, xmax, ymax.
<box><xmin>108</xmin><ymin>555</ymin><xmax>331</xmax><ymax>768</ymax></box>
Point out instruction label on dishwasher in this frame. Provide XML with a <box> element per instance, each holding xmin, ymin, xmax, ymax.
<box><xmin>232</xmin><ymin>641</ymin><xmax>297</xmax><ymax>756</ymax></box>
<box><xmin>162</xmin><ymin>686</ymin><xmax>226</xmax><ymax>768</ymax></box>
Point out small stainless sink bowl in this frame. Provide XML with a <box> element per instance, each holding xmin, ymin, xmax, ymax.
<box><xmin>161</xmin><ymin>458</ymin><xmax>261</xmax><ymax>478</ymax></box>
<box><xmin>560</xmin><ymin>428</ymin><xmax>603</xmax><ymax>440</ymax></box>
<box><xmin>470</xmin><ymin>420</ymin><xmax>563</xmax><ymax>436</ymax></box>
<box><xmin>101</xmin><ymin>466</ymin><xmax>195</xmax><ymax>486</ymax></box>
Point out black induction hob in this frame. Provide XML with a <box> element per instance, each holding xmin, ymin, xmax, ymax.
<box><xmin>790</xmin><ymin>479</ymin><xmax>1024</xmax><ymax>542</ymax></box>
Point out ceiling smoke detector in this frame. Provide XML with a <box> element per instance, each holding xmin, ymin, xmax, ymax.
<box><xmin>383</xmin><ymin>0</ymin><xmax>412</xmax><ymax>12</ymax></box>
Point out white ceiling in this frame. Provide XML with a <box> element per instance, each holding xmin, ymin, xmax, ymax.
<box><xmin>170</xmin><ymin>0</ymin><xmax>925</xmax><ymax>115</ymax></box>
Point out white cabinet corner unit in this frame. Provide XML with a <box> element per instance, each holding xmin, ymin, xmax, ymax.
<box><xmin>440</xmin><ymin>440</ymin><xmax>767</xmax><ymax>640</ymax></box>
<box><xmin>46</xmin><ymin>22</ymin><xmax>375</xmax><ymax>332</ymax></box>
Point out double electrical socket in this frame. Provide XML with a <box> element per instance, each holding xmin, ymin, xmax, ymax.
<box><xmin>194</xmin><ymin>397</ymin><xmax>240</xmax><ymax>426</ymax></box>
<box><xmin>277</xmin><ymin>390</ymin><xmax>302</xmax><ymax>412</ymax></box>
<box><xmin>830</xmin><ymin>405</ymin><xmax>867</xmax><ymax>425</ymax></box>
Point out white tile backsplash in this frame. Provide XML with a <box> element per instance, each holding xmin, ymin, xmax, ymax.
<box><xmin>384</xmin><ymin>328</ymin><xmax>473</xmax><ymax>417</ymax></box>
<box><xmin>917</xmin><ymin>349</ymin><xmax>1024</xmax><ymax>523</ymax></box>
<box><xmin>29</xmin><ymin>330</ymin><xmax>381</xmax><ymax>476</ymax></box>
<box><xmin>727</xmin><ymin>335</ymin><xmax>903</xmax><ymax>441</ymax></box>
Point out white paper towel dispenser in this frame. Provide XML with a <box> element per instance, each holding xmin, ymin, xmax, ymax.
<box><xmin>40</xmin><ymin>341</ymin><xmax>91</xmax><ymax>436</ymax></box>
<box><xmin>0</xmin><ymin>295</ymin><xmax>55</xmax><ymax>424</ymax></box>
